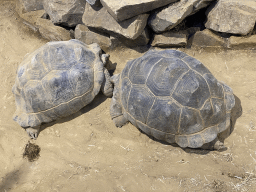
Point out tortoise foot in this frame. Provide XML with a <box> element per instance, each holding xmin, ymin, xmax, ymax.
<box><xmin>26</xmin><ymin>126</ymin><xmax>40</xmax><ymax>139</ymax></box>
<box><xmin>113</xmin><ymin>115</ymin><xmax>128</xmax><ymax>128</ymax></box>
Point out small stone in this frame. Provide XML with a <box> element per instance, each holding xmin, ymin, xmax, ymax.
<box><xmin>43</xmin><ymin>0</ymin><xmax>86</xmax><ymax>27</ymax></box>
<box><xmin>205</xmin><ymin>0</ymin><xmax>256</xmax><ymax>35</ymax></box>
<box><xmin>100</xmin><ymin>0</ymin><xmax>178</xmax><ymax>22</ymax></box>
<box><xmin>86</xmin><ymin>0</ymin><xmax>101</xmax><ymax>6</ymax></box>
<box><xmin>151</xmin><ymin>31</ymin><xmax>187</xmax><ymax>48</ymax></box>
<box><xmin>229</xmin><ymin>35</ymin><xmax>256</xmax><ymax>49</ymax></box>
<box><xmin>191</xmin><ymin>29</ymin><xmax>227</xmax><ymax>48</ymax></box>
<box><xmin>82</xmin><ymin>3</ymin><xmax>149</xmax><ymax>40</ymax></box>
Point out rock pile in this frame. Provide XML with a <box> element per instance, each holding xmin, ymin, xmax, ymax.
<box><xmin>17</xmin><ymin>0</ymin><xmax>256</xmax><ymax>50</ymax></box>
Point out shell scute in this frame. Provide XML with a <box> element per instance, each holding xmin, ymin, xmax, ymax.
<box><xmin>146</xmin><ymin>57</ymin><xmax>189</xmax><ymax>96</ymax></box>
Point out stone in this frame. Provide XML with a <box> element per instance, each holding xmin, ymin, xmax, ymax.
<box><xmin>151</xmin><ymin>31</ymin><xmax>187</xmax><ymax>47</ymax></box>
<box><xmin>205</xmin><ymin>0</ymin><xmax>256</xmax><ymax>35</ymax></box>
<box><xmin>100</xmin><ymin>0</ymin><xmax>178</xmax><ymax>22</ymax></box>
<box><xmin>191</xmin><ymin>29</ymin><xmax>227</xmax><ymax>48</ymax></box>
<box><xmin>16</xmin><ymin>0</ymin><xmax>44</xmax><ymax>14</ymax></box>
<box><xmin>36</xmin><ymin>18</ymin><xmax>72</xmax><ymax>41</ymax></box>
<box><xmin>43</xmin><ymin>0</ymin><xmax>86</xmax><ymax>27</ymax></box>
<box><xmin>75</xmin><ymin>24</ymin><xmax>150</xmax><ymax>51</ymax></box>
<box><xmin>116</xmin><ymin>27</ymin><xmax>150</xmax><ymax>47</ymax></box>
<box><xmin>229</xmin><ymin>35</ymin><xmax>256</xmax><ymax>49</ymax></box>
<box><xmin>75</xmin><ymin>24</ymin><xmax>112</xmax><ymax>52</ymax></box>
<box><xmin>82</xmin><ymin>3</ymin><xmax>149</xmax><ymax>40</ymax></box>
<box><xmin>148</xmin><ymin>0</ymin><xmax>214</xmax><ymax>33</ymax></box>
<box><xmin>86</xmin><ymin>0</ymin><xmax>101</xmax><ymax>6</ymax></box>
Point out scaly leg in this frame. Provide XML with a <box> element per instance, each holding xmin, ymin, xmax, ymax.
<box><xmin>110</xmin><ymin>74</ymin><xmax>128</xmax><ymax>127</ymax></box>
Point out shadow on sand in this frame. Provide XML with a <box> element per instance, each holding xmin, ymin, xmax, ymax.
<box><xmin>39</xmin><ymin>92</ymin><xmax>108</xmax><ymax>135</ymax></box>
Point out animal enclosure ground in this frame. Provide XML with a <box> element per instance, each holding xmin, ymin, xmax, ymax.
<box><xmin>0</xmin><ymin>1</ymin><xmax>256</xmax><ymax>191</ymax></box>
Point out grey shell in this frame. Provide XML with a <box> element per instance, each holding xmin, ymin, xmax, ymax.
<box><xmin>118</xmin><ymin>49</ymin><xmax>235</xmax><ymax>148</ymax></box>
<box><xmin>12</xmin><ymin>39</ymin><xmax>104</xmax><ymax>128</ymax></box>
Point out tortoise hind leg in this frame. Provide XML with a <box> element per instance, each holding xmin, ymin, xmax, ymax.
<box><xmin>201</xmin><ymin>138</ymin><xmax>226</xmax><ymax>151</ymax></box>
<box><xmin>110</xmin><ymin>74</ymin><xmax>128</xmax><ymax>127</ymax></box>
<box><xmin>26</xmin><ymin>125</ymin><xmax>40</xmax><ymax>140</ymax></box>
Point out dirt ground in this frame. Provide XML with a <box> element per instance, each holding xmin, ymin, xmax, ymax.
<box><xmin>1</xmin><ymin>1</ymin><xmax>256</xmax><ymax>191</ymax></box>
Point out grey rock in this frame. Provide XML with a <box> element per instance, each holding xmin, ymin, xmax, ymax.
<box><xmin>86</xmin><ymin>0</ymin><xmax>101</xmax><ymax>6</ymax></box>
<box><xmin>36</xmin><ymin>18</ymin><xmax>72</xmax><ymax>41</ymax></box>
<box><xmin>205</xmin><ymin>0</ymin><xmax>256</xmax><ymax>35</ymax></box>
<box><xmin>43</xmin><ymin>0</ymin><xmax>86</xmax><ymax>27</ymax></box>
<box><xmin>75</xmin><ymin>24</ymin><xmax>112</xmax><ymax>52</ymax></box>
<box><xmin>116</xmin><ymin>27</ymin><xmax>150</xmax><ymax>47</ymax></box>
<box><xmin>100</xmin><ymin>0</ymin><xmax>178</xmax><ymax>22</ymax></box>
<box><xmin>75</xmin><ymin>24</ymin><xmax>150</xmax><ymax>51</ymax></box>
<box><xmin>110</xmin><ymin>49</ymin><xmax>235</xmax><ymax>149</ymax></box>
<box><xmin>191</xmin><ymin>29</ymin><xmax>227</xmax><ymax>48</ymax></box>
<box><xmin>82</xmin><ymin>3</ymin><xmax>149</xmax><ymax>40</ymax></box>
<box><xmin>229</xmin><ymin>35</ymin><xmax>256</xmax><ymax>49</ymax></box>
<box><xmin>148</xmin><ymin>0</ymin><xmax>214</xmax><ymax>33</ymax></box>
<box><xmin>16</xmin><ymin>0</ymin><xmax>44</xmax><ymax>13</ymax></box>
<box><xmin>152</xmin><ymin>31</ymin><xmax>187</xmax><ymax>47</ymax></box>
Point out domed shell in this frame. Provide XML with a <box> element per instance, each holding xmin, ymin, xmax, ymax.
<box><xmin>12</xmin><ymin>40</ymin><xmax>103</xmax><ymax>128</ymax></box>
<box><xmin>119</xmin><ymin>49</ymin><xmax>235</xmax><ymax>148</ymax></box>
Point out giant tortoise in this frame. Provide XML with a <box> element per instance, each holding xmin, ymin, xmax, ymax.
<box><xmin>110</xmin><ymin>49</ymin><xmax>235</xmax><ymax>150</ymax></box>
<box><xmin>13</xmin><ymin>39</ymin><xmax>113</xmax><ymax>139</ymax></box>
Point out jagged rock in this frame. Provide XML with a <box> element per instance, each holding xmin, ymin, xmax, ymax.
<box><xmin>75</xmin><ymin>24</ymin><xmax>150</xmax><ymax>51</ymax></box>
<box><xmin>148</xmin><ymin>0</ymin><xmax>214</xmax><ymax>33</ymax></box>
<box><xmin>100</xmin><ymin>0</ymin><xmax>178</xmax><ymax>22</ymax></box>
<box><xmin>205</xmin><ymin>0</ymin><xmax>256</xmax><ymax>35</ymax></box>
<box><xmin>191</xmin><ymin>29</ymin><xmax>227</xmax><ymax>48</ymax></box>
<box><xmin>151</xmin><ymin>31</ymin><xmax>187</xmax><ymax>47</ymax></box>
<box><xmin>82</xmin><ymin>3</ymin><xmax>149</xmax><ymax>40</ymax></box>
<box><xmin>86</xmin><ymin>0</ymin><xmax>101</xmax><ymax>6</ymax></box>
<box><xmin>229</xmin><ymin>35</ymin><xmax>256</xmax><ymax>49</ymax></box>
<box><xmin>43</xmin><ymin>0</ymin><xmax>86</xmax><ymax>27</ymax></box>
<box><xmin>75</xmin><ymin>24</ymin><xmax>112</xmax><ymax>52</ymax></box>
<box><xmin>116</xmin><ymin>27</ymin><xmax>150</xmax><ymax>47</ymax></box>
<box><xmin>16</xmin><ymin>0</ymin><xmax>44</xmax><ymax>14</ymax></box>
<box><xmin>36</xmin><ymin>18</ymin><xmax>72</xmax><ymax>41</ymax></box>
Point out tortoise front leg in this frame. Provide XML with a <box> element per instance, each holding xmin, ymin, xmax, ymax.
<box><xmin>101</xmin><ymin>67</ymin><xmax>113</xmax><ymax>97</ymax></box>
<box><xmin>110</xmin><ymin>74</ymin><xmax>128</xmax><ymax>127</ymax></box>
<box><xmin>26</xmin><ymin>126</ymin><xmax>40</xmax><ymax>139</ymax></box>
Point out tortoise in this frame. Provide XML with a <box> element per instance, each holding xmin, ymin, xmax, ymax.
<box><xmin>110</xmin><ymin>49</ymin><xmax>235</xmax><ymax>150</ymax></box>
<box><xmin>12</xmin><ymin>39</ymin><xmax>113</xmax><ymax>139</ymax></box>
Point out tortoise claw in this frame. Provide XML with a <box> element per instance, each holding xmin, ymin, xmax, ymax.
<box><xmin>26</xmin><ymin>127</ymin><xmax>40</xmax><ymax>140</ymax></box>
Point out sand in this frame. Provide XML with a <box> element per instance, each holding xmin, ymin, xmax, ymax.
<box><xmin>0</xmin><ymin>1</ymin><xmax>256</xmax><ymax>191</ymax></box>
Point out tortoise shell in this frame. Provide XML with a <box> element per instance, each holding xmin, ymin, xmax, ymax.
<box><xmin>12</xmin><ymin>39</ymin><xmax>105</xmax><ymax>128</ymax></box>
<box><xmin>115</xmin><ymin>49</ymin><xmax>235</xmax><ymax>148</ymax></box>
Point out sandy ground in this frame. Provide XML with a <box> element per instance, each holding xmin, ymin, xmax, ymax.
<box><xmin>0</xmin><ymin>1</ymin><xmax>256</xmax><ymax>191</ymax></box>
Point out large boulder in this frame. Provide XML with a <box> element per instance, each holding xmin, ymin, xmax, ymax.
<box><xmin>16</xmin><ymin>0</ymin><xmax>44</xmax><ymax>14</ymax></box>
<box><xmin>43</xmin><ymin>0</ymin><xmax>86</xmax><ymax>27</ymax></box>
<box><xmin>205</xmin><ymin>0</ymin><xmax>256</xmax><ymax>35</ymax></box>
<box><xmin>148</xmin><ymin>0</ymin><xmax>214</xmax><ymax>33</ymax></box>
<box><xmin>82</xmin><ymin>4</ymin><xmax>149</xmax><ymax>40</ymax></box>
<box><xmin>100</xmin><ymin>0</ymin><xmax>178</xmax><ymax>21</ymax></box>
